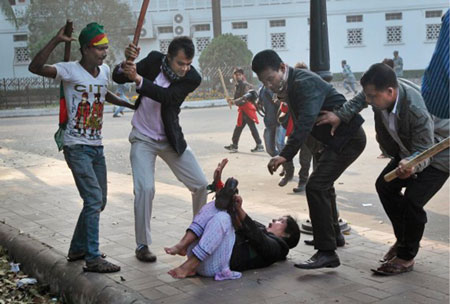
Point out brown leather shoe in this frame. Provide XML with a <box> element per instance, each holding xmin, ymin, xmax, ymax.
<box><xmin>136</xmin><ymin>246</ymin><xmax>157</xmax><ymax>262</ymax></box>
<box><xmin>380</xmin><ymin>242</ymin><xmax>398</xmax><ymax>263</ymax></box>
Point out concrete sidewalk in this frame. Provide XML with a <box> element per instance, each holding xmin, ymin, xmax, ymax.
<box><xmin>0</xmin><ymin>142</ymin><xmax>448</xmax><ymax>304</ymax></box>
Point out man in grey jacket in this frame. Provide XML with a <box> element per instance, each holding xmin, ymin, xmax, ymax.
<box><xmin>319</xmin><ymin>63</ymin><xmax>449</xmax><ymax>275</ymax></box>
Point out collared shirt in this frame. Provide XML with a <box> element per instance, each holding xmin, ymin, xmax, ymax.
<box><xmin>131</xmin><ymin>70</ymin><xmax>170</xmax><ymax>141</ymax></box>
<box><xmin>381</xmin><ymin>91</ymin><xmax>410</xmax><ymax>159</ymax></box>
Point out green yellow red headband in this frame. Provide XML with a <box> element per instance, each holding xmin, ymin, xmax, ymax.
<box><xmin>79</xmin><ymin>22</ymin><xmax>109</xmax><ymax>47</ymax></box>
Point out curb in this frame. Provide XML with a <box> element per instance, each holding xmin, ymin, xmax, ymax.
<box><xmin>0</xmin><ymin>222</ymin><xmax>149</xmax><ymax>304</ymax></box>
<box><xmin>0</xmin><ymin>99</ymin><xmax>228</xmax><ymax>118</ymax></box>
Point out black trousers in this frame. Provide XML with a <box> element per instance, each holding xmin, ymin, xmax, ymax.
<box><xmin>306</xmin><ymin>127</ymin><xmax>367</xmax><ymax>251</ymax></box>
<box><xmin>376</xmin><ymin>159</ymin><xmax>448</xmax><ymax>260</ymax></box>
<box><xmin>232</xmin><ymin>113</ymin><xmax>262</xmax><ymax>146</ymax></box>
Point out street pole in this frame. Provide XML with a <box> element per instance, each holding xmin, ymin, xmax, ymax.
<box><xmin>309</xmin><ymin>0</ymin><xmax>332</xmax><ymax>82</ymax></box>
<box><xmin>211</xmin><ymin>0</ymin><xmax>222</xmax><ymax>38</ymax></box>
<box><xmin>301</xmin><ymin>0</ymin><xmax>351</xmax><ymax>236</ymax></box>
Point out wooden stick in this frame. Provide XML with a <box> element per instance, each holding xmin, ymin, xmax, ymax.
<box><xmin>218</xmin><ymin>68</ymin><xmax>232</xmax><ymax>109</ymax></box>
<box><xmin>63</xmin><ymin>20</ymin><xmax>73</xmax><ymax>62</ymax></box>
<box><xmin>384</xmin><ymin>137</ymin><xmax>450</xmax><ymax>182</ymax></box>
<box><xmin>133</xmin><ymin>0</ymin><xmax>150</xmax><ymax>47</ymax></box>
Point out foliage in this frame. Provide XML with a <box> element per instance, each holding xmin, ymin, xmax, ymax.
<box><xmin>0</xmin><ymin>0</ymin><xmax>17</xmax><ymax>28</ymax></box>
<box><xmin>199</xmin><ymin>33</ymin><xmax>253</xmax><ymax>72</ymax></box>
<box><xmin>198</xmin><ymin>34</ymin><xmax>253</xmax><ymax>92</ymax></box>
<box><xmin>22</xmin><ymin>0</ymin><xmax>135</xmax><ymax>65</ymax></box>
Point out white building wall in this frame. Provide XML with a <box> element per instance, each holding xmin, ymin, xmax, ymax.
<box><xmin>0</xmin><ymin>0</ymin><xmax>447</xmax><ymax>78</ymax></box>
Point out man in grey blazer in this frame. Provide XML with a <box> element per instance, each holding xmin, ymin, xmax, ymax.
<box><xmin>318</xmin><ymin>63</ymin><xmax>449</xmax><ymax>275</ymax></box>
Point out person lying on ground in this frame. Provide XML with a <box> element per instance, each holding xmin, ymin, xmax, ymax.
<box><xmin>165</xmin><ymin>159</ymin><xmax>301</xmax><ymax>278</ymax></box>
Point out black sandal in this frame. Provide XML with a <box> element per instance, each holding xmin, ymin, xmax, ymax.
<box><xmin>83</xmin><ymin>257</ymin><xmax>121</xmax><ymax>273</ymax></box>
<box><xmin>67</xmin><ymin>252</ymin><xmax>107</xmax><ymax>262</ymax></box>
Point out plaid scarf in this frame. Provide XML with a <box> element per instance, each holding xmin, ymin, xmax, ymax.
<box><xmin>161</xmin><ymin>56</ymin><xmax>181</xmax><ymax>82</ymax></box>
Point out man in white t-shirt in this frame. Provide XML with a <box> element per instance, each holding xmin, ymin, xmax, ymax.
<box><xmin>28</xmin><ymin>22</ymin><xmax>132</xmax><ymax>273</ymax></box>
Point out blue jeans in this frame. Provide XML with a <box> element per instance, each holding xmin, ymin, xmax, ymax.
<box><xmin>63</xmin><ymin>144</ymin><xmax>107</xmax><ymax>261</ymax></box>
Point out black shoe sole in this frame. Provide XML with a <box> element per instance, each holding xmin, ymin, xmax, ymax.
<box><xmin>294</xmin><ymin>260</ymin><xmax>340</xmax><ymax>269</ymax></box>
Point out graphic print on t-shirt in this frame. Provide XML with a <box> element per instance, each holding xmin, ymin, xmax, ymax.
<box><xmin>69</xmin><ymin>86</ymin><xmax>106</xmax><ymax>140</ymax></box>
<box><xmin>54</xmin><ymin>61</ymin><xmax>109</xmax><ymax>146</ymax></box>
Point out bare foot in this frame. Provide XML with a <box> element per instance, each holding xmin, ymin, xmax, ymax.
<box><xmin>164</xmin><ymin>244</ymin><xmax>187</xmax><ymax>256</ymax></box>
<box><xmin>168</xmin><ymin>266</ymin><xmax>196</xmax><ymax>279</ymax></box>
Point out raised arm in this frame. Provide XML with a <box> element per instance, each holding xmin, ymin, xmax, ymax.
<box><xmin>28</xmin><ymin>25</ymin><xmax>75</xmax><ymax>78</ymax></box>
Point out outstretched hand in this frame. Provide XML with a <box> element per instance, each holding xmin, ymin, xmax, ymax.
<box><xmin>213</xmin><ymin>158</ymin><xmax>228</xmax><ymax>183</ymax></box>
<box><xmin>267</xmin><ymin>156</ymin><xmax>287</xmax><ymax>175</ymax></box>
<box><xmin>316</xmin><ymin>110</ymin><xmax>341</xmax><ymax>136</ymax></box>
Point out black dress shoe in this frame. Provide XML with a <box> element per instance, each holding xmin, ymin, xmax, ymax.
<box><xmin>304</xmin><ymin>233</ymin><xmax>346</xmax><ymax>247</ymax></box>
<box><xmin>294</xmin><ymin>251</ymin><xmax>340</xmax><ymax>269</ymax></box>
<box><xmin>135</xmin><ymin>246</ymin><xmax>157</xmax><ymax>262</ymax></box>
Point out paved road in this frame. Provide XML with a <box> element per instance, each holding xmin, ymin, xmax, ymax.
<box><xmin>0</xmin><ymin>103</ymin><xmax>448</xmax><ymax>303</ymax></box>
<box><xmin>1</xmin><ymin>105</ymin><xmax>448</xmax><ymax>242</ymax></box>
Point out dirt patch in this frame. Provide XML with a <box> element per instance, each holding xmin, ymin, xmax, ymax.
<box><xmin>0</xmin><ymin>246</ymin><xmax>61</xmax><ymax>303</ymax></box>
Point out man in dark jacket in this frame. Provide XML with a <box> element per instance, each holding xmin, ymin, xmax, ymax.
<box><xmin>113</xmin><ymin>36</ymin><xmax>208</xmax><ymax>263</ymax></box>
<box><xmin>252</xmin><ymin>50</ymin><xmax>366</xmax><ymax>270</ymax></box>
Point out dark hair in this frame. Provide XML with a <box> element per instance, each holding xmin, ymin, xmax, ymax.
<box><xmin>168</xmin><ymin>36</ymin><xmax>195</xmax><ymax>59</ymax></box>
<box><xmin>252</xmin><ymin>49</ymin><xmax>283</xmax><ymax>75</ymax></box>
<box><xmin>360</xmin><ymin>63</ymin><xmax>398</xmax><ymax>91</ymax></box>
<box><xmin>234</xmin><ymin>67</ymin><xmax>244</xmax><ymax>75</ymax></box>
<box><xmin>381</xmin><ymin>58</ymin><xmax>394</xmax><ymax>69</ymax></box>
<box><xmin>341</xmin><ymin>60</ymin><xmax>347</xmax><ymax>64</ymax></box>
<box><xmin>282</xmin><ymin>215</ymin><xmax>300</xmax><ymax>249</ymax></box>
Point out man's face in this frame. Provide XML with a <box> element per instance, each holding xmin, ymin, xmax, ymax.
<box><xmin>234</xmin><ymin>72</ymin><xmax>244</xmax><ymax>82</ymax></box>
<box><xmin>363</xmin><ymin>84</ymin><xmax>396</xmax><ymax>110</ymax></box>
<box><xmin>168</xmin><ymin>50</ymin><xmax>192</xmax><ymax>77</ymax></box>
<box><xmin>257</xmin><ymin>64</ymin><xmax>286</xmax><ymax>94</ymax></box>
<box><xmin>84</xmin><ymin>44</ymin><xmax>109</xmax><ymax>66</ymax></box>
<box><xmin>266</xmin><ymin>216</ymin><xmax>288</xmax><ymax>237</ymax></box>
<box><xmin>393</xmin><ymin>51</ymin><xmax>398</xmax><ymax>58</ymax></box>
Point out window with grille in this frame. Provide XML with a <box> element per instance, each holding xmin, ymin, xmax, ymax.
<box><xmin>158</xmin><ymin>26</ymin><xmax>173</xmax><ymax>34</ymax></box>
<box><xmin>13</xmin><ymin>34</ymin><xmax>27</xmax><ymax>42</ymax></box>
<box><xmin>196</xmin><ymin>37</ymin><xmax>210</xmax><ymax>52</ymax></box>
<box><xmin>238</xmin><ymin>35</ymin><xmax>248</xmax><ymax>45</ymax></box>
<box><xmin>426</xmin><ymin>10</ymin><xmax>442</xmax><ymax>18</ymax></box>
<box><xmin>14</xmin><ymin>47</ymin><xmax>30</xmax><ymax>64</ymax></box>
<box><xmin>347</xmin><ymin>28</ymin><xmax>363</xmax><ymax>46</ymax></box>
<box><xmin>426</xmin><ymin>24</ymin><xmax>441</xmax><ymax>41</ymax></box>
<box><xmin>386</xmin><ymin>26</ymin><xmax>402</xmax><ymax>44</ymax></box>
<box><xmin>346</xmin><ymin>15</ymin><xmax>363</xmax><ymax>23</ymax></box>
<box><xmin>385</xmin><ymin>13</ymin><xmax>402</xmax><ymax>20</ymax></box>
<box><xmin>271</xmin><ymin>33</ymin><xmax>286</xmax><ymax>49</ymax></box>
<box><xmin>159</xmin><ymin>39</ymin><xmax>171</xmax><ymax>54</ymax></box>
<box><xmin>232</xmin><ymin>22</ymin><xmax>248</xmax><ymax>29</ymax></box>
<box><xmin>194</xmin><ymin>24</ymin><xmax>211</xmax><ymax>31</ymax></box>
<box><xmin>270</xmin><ymin>20</ymin><xmax>286</xmax><ymax>27</ymax></box>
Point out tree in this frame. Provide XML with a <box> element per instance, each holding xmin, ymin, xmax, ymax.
<box><xmin>23</xmin><ymin>0</ymin><xmax>135</xmax><ymax>65</ymax></box>
<box><xmin>0</xmin><ymin>0</ymin><xmax>18</xmax><ymax>28</ymax></box>
<box><xmin>198</xmin><ymin>34</ymin><xmax>253</xmax><ymax>91</ymax></box>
